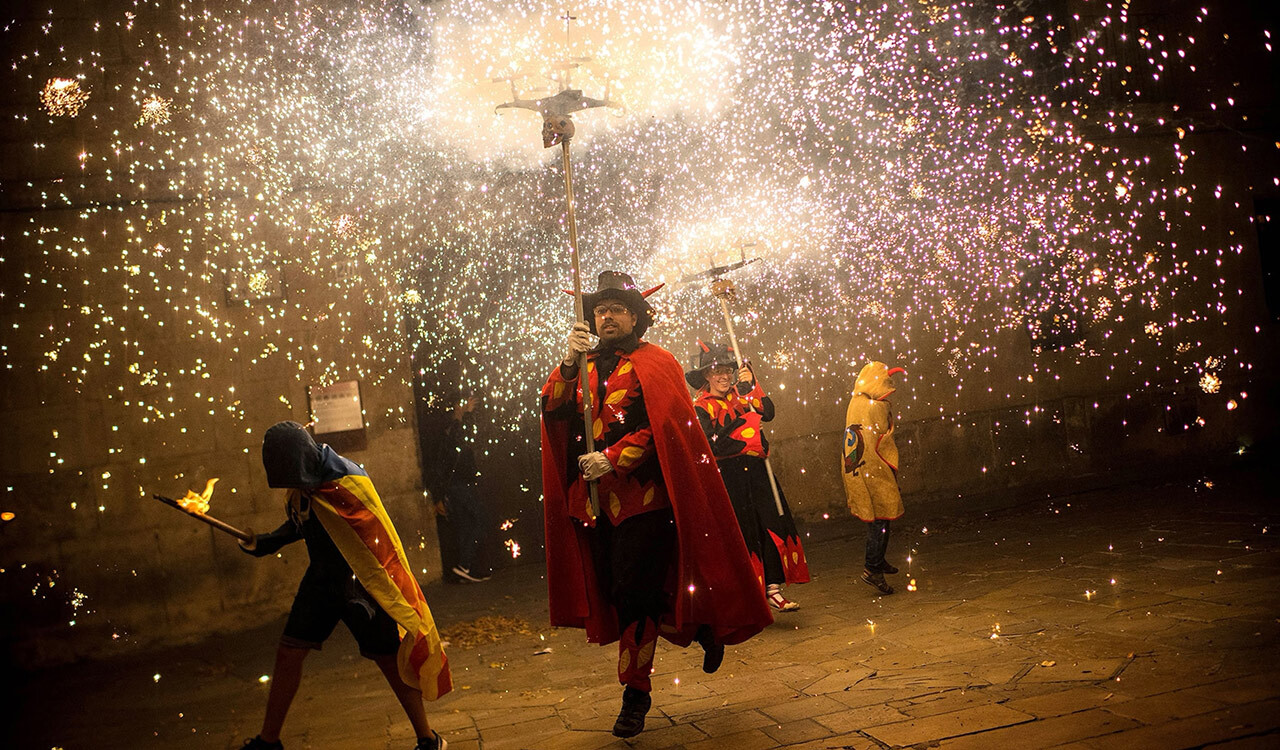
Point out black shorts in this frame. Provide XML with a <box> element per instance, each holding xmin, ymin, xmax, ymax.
<box><xmin>281</xmin><ymin>569</ymin><xmax>401</xmax><ymax>658</ymax></box>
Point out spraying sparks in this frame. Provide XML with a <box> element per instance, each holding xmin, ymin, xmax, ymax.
<box><xmin>39</xmin><ymin>77</ymin><xmax>90</xmax><ymax>117</ymax></box>
<box><xmin>2</xmin><ymin>0</ymin><xmax>1272</xmax><ymax>611</ymax></box>
<box><xmin>137</xmin><ymin>93</ymin><xmax>173</xmax><ymax>126</ymax></box>
<box><xmin>176</xmin><ymin>479</ymin><xmax>220</xmax><ymax>516</ymax></box>
<box><xmin>3</xmin><ymin>0</ymin><xmax>1267</xmax><ymax>443</ymax></box>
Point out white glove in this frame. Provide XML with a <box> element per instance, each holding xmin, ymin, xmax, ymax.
<box><xmin>563</xmin><ymin>321</ymin><xmax>595</xmax><ymax>367</ymax></box>
<box><xmin>578</xmin><ymin>451</ymin><xmax>613</xmax><ymax>481</ymax></box>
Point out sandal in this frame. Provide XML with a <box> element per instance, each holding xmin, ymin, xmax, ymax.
<box><xmin>766</xmin><ymin>584</ymin><xmax>800</xmax><ymax>612</ymax></box>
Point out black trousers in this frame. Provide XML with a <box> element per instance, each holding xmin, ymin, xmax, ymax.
<box><xmin>865</xmin><ymin>519</ymin><xmax>891</xmax><ymax>570</ymax></box>
<box><xmin>719</xmin><ymin>456</ymin><xmax>798</xmax><ymax>586</ymax></box>
<box><xmin>592</xmin><ymin>507</ymin><xmax>676</xmax><ymax>632</ymax></box>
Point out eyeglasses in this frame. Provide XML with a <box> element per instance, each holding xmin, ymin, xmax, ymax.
<box><xmin>592</xmin><ymin>303</ymin><xmax>630</xmax><ymax>317</ymax></box>
<box><xmin>709</xmin><ymin>365</ymin><xmax>736</xmax><ymax>376</ymax></box>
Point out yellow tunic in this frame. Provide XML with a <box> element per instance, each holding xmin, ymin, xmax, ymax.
<box><xmin>840</xmin><ymin>362</ymin><xmax>905</xmax><ymax>522</ymax></box>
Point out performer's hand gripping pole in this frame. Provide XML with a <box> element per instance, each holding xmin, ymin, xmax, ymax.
<box><xmin>561</xmin><ymin>137</ymin><xmax>601</xmax><ymax>520</ymax></box>
<box><xmin>712</xmin><ymin>280</ymin><xmax>785</xmax><ymax>516</ymax></box>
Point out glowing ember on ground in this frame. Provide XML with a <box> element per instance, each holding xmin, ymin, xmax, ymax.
<box><xmin>176</xmin><ymin>478</ymin><xmax>219</xmax><ymax>515</ymax></box>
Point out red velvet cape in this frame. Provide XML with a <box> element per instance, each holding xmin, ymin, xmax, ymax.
<box><xmin>541</xmin><ymin>341</ymin><xmax>773</xmax><ymax>646</ymax></box>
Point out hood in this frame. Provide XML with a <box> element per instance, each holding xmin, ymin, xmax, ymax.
<box><xmin>262</xmin><ymin>421</ymin><xmax>326</xmax><ymax>488</ymax></box>
<box><xmin>853</xmin><ymin>362</ymin><xmax>907</xmax><ymax>402</ymax></box>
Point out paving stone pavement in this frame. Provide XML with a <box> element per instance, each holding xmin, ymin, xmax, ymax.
<box><xmin>13</xmin><ymin>465</ymin><xmax>1280</xmax><ymax>749</ymax></box>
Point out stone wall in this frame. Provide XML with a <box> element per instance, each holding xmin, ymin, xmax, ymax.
<box><xmin>0</xmin><ymin>202</ymin><xmax>436</xmax><ymax>665</ymax></box>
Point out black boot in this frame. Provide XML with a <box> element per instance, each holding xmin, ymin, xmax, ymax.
<box><xmin>612</xmin><ymin>686</ymin><xmax>652</xmax><ymax>738</ymax></box>
<box><xmin>695</xmin><ymin>625</ymin><xmax>724</xmax><ymax>674</ymax></box>
<box><xmin>243</xmin><ymin>738</ymin><xmax>284</xmax><ymax>750</ymax></box>
<box><xmin>861</xmin><ymin>569</ymin><xmax>895</xmax><ymax>594</ymax></box>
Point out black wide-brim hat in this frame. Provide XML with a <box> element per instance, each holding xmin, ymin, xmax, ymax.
<box><xmin>684</xmin><ymin>341</ymin><xmax>738</xmax><ymax>389</ymax></box>
<box><xmin>566</xmin><ymin>271</ymin><xmax>664</xmax><ymax>339</ymax></box>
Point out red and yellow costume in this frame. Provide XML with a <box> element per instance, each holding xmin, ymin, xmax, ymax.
<box><xmin>694</xmin><ymin>380</ymin><xmax>809</xmax><ymax>589</ymax></box>
<box><xmin>541</xmin><ymin>338</ymin><xmax>771</xmax><ymax>693</ymax></box>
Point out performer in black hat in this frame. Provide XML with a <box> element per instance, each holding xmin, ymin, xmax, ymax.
<box><xmin>540</xmin><ymin>271</ymin><xmax>772</xmax><ymax>738</ymax></box>
<box><xmin>687</xmin><ymin>342</ymin><xmax>810</xmax><ymax>612</ymax></box>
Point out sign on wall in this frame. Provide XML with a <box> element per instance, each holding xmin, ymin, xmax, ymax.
<box><xmin>307</xmin><ymin>380</ymin><xmax>367</xmax><ymax>452</ymax></box>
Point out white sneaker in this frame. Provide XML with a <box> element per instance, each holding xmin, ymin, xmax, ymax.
<box><xmin>451</xmin><ymin>565</ymin><xmax>490</xmax><ymax>582</ymax></box>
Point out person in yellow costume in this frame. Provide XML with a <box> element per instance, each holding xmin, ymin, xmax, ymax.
<box><xmin>841</xmin><ymin>362</ymin><xmax>907</xmax><ymax>595</ymax></box>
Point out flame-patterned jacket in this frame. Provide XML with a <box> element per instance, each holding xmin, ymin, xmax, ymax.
<box><xmin>541</xmin><ymin>337</ymin><xmax>671</xmax><ymax>525</ymax></box>
<box><xmin>694</xmin><ymin>382</ymin><xmax>774</xmax><ymax>459</ymax></box>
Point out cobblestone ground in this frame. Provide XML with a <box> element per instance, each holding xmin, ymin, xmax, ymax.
<box><xmin>14</xmin><ymin>465</ymin><xmax>1280</xmax><ymax>749</ymax></box>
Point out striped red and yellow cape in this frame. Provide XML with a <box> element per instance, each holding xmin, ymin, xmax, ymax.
<box><xmin>305</xmin><ymin>474</ymin><xmax>452</xmax><ymax>700</ymax></box>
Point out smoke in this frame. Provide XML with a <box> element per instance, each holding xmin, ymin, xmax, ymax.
<box><xmin>417</xmin><ymin>0</ymin><xmax>741</xmax><ymax>168</ymax></box>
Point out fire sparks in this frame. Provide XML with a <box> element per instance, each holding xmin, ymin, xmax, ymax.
<box><xmin>137</xmin><ymin>93</ymin><xmax>173</xmax><ymax>126</ymax></box>
<box><xmin>176</xmin><ymin>478</ymin><xmax>219</xmax><ymax>515</ymax></box>
<box><xmin>504</xmin><ymin>539</ymin><xmax>521</xmax><ymax>559</ymax></box>
<box><xmin>2</xmin><ymin>1</ymin><xmax>1274</xmax><ymax>646</ymax></box>
<box><xmin>1</xmin><ymin>0</ymin><xmax>1265</xmax><ymax>453</ymax></box>
<box><xmin>40</xmin><ymin>77</ymin><xmax>89</xmax><ymax>117</ymax></box>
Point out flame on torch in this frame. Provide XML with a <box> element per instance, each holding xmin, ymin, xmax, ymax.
<box><xmin>176</xmin><ymin>478</ymin><xmax>219</xmax><ymax>515</ymax></box>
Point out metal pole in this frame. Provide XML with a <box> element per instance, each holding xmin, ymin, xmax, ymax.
<box><xmin>561</xmin><ymin>139</ymin><xmax>600</xmax><ymax>520</ymax></box>
<box><xmin>716</xmin><ymin>296</ymin><xmax>785</xmax><ymax>517</ymax></box>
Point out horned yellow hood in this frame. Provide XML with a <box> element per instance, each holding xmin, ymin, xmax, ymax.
<box><xmin>853</xmin><ymin>361</ymin><xmax>906</xmax><ymax>401</ymax></box>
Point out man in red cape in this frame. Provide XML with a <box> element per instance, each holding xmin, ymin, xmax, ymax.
<box><xmin>541</xmin><ymin>271</ymin><xmax>772</xmax><ymax>738</ymax></box>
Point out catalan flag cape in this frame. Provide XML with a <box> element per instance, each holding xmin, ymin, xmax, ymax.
<box><xmin>304</xmin><ymin>447</ymin><xmax>452</xmax><ymax>700</ymax></box>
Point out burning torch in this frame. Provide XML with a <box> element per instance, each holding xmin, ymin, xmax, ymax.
<box><xmin>152</xmin><ymin>478</ymin><xmax>254</xmax><ymax>543</ymax></box>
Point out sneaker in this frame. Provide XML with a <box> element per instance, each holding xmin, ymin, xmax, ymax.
<box><xmin>414</xmin><ymin>730</ymin><xmax>447</xmax><ymax>750</ymax></box>
<box><xmin>612</xmin><ymin>686</ymin><xmax>652</xmax><ymax>738</ymax></box>
<box><xmin>766</xmin><ymin>584</ymin><xmax>800</xmax><ymax>612</ymax></box>
<box><xmin>451</xmin><ymin>565</ymin><xmax>491</xmax><ymax>582</ymax></box>
<box><xmin>861</xmin><ymin>569</ymin><xmax>895</xmax><ymax>595</ymax></box>
<box><xmin>695</xmin><ymin>624</ymin><xmax>724</xmax><ymax>674</ymax></box>
<box><xmin>243</xmin><ymin>738</ymin><xmax>284</xmax><ymax>750</ymax></box>
<box><xmin>878</xmin><ymin>562</ymin><xmax>899</xmax><ymax>575</ymax></box>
